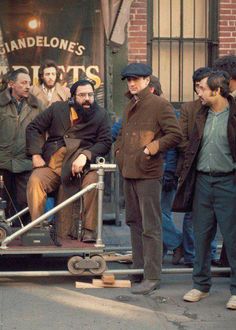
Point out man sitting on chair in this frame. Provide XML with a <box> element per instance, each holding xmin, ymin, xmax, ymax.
<box><xmin>26</xmin><ymin>79</ymin><xmax>112</xmax><ymax>242</ymax></box>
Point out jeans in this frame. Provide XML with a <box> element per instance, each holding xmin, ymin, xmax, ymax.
<box><xmin>161</xmin><ymin>189</ymin><xmax>182</xmax><ymax>256</ymax></box>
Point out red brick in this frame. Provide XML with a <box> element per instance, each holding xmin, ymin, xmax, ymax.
<box><xmin>219</xmin><ymin>26</ymin><xmax>236</xmax><ymax>31</ymax></box>
<box><xmin>219</xmin><ymin>32</ymin><xmax>231</xmax><ymax>36</ymax></box>
<box><xmin>131</xmin><ymin>2</ymin><xmax>146</xmax><ymax>9</ymax></box>
<box><xmin>130</xmin><ymin>20</ymin><xmax>147</xmax><ymax>25</ymax></box>
<box><xmin>219</xmin><ymin>37</ymin><xmax>236</xmax><ymax>42</ymax></box>
<box><xmin>220</xmin><ymin>4</ymin><xmax>236</xmax><ymax>8</ymax></box>
<box><xmin>220</xmin><ymin>9</ymin><xmax>232</xmax><ymax>14</ymax></box>
<box><xmin>129</xmin><ymin>25</ymin><xmax>142</xmax><ymax>31</ymax></box>
<box><xmin>219</xmin><ymin>44</ymin><xmax>232</xmax><ymax>48</ymax></box>
<box><xmin>128</xmin><ymin>38</ymin><xmax>147</xmax><ymax>43</ymax></box>
<box><xmin>219</xmin><ymin>21</ymin><xmax>229</xmax><ymax>25</ymax></box>
<box><xmin>219</xmin><ymin>15</ymin><xmax>236</xmax><ymax>20</ymax></box>
<box><xmin>129</xmin><ymin>31</ymin><xmax>146</xmax><ymax>37</ymax></box>
<box><xmin>129</xmin><ymin>42</ymin><xmax>147</xmax><ymax>48</ymax></box>
<box><xmin>134</xmin><ymin>14</ymin><xmax>147</xmax><ymax>20</ymax></box>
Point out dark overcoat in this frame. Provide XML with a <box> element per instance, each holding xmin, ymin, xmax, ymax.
<box><xmin>173</xmin><ymin>96</ymin><xmax>236</xmax><ymax>212</ymax></box>
<box><xmin>176</xmin><ymin>98</ymin><xmax>202</xmax><ymax>176</ymax></box>
<box><xmin>26</xmin><ymin>101</ymin><xmax>112</xmax><ymax>195</ymax></box>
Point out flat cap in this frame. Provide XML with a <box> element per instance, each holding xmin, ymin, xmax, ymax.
<box><xmin>121</xmin><ymin>63</ymin><xmax>152</xmax><ymax>80</ymax></box>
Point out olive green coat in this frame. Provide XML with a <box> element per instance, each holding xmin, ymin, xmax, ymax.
<box><xmin>0</xmin><ymin>88</ymin><xmax>43</xmax><ymax>173</ymax></box>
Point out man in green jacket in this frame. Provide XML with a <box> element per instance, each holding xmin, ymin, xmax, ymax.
<box><xmin>115</xmin><ymin>63</ymin><xmax>182</xmax><ymax>294</ymax></box>
<box><xmin>0</xmin><ymin>68</ymin><xmax>42</xmax><ymax>224</ymax></box>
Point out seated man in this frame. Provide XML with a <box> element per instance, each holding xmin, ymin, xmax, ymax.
<box><xmin>26</xmin><ymin>79</ymin><xmax>112</xmax><ymax>242</ymax></box>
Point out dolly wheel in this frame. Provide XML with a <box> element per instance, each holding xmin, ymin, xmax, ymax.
<box><xmin>89</xmin><ymin>255</ymin><xmax>107</xmax><ymax>275</ymax></box>
<box><xmin>67</xmin><ymin>256</ymin><xmax>85</xmax><ymax>275</ymax></box>
<box><xmin>0</xmin><ymin>223</ymin><xmax>10</xmax><ymax>243</ymax></box>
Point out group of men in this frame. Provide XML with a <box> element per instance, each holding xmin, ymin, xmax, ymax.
<box><xmin>114</xmin><ymin>58</ymin><xmax>236</xmax><ymax>310</ymax></box>
<box><xmin>0</xmin><ymin>56</ymin><xmax>236</xmax><ymax>310</ymax></box>
<box><xmin>0</xmin><ymin>60</ymin><xmax>111</xmax><ymax>242</ymax></box>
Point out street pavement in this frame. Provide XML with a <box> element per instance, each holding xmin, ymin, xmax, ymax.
<box><xmin>0</xmin><ymin>213</ymin><xmax>235</xmax><ymax>330</ymax></box>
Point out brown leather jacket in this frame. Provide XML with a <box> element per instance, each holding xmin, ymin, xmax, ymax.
<box><xmin>173</xmin><ymin>96</ymin><xmax>236</xmax><ymax>212</ymax></box>
<box><xmin>115</xmin><ymin>86</ymin><xmax>182</xmax><ymax>179</ymax></box>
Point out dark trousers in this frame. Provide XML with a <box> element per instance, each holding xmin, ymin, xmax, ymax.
<box><xmin>192</xmin><ymin>173</ymin><xmax>236</xmax><ymax>294</ymax></box>
<box><xmin>0</xmin><ymin>169</ymin><xmax>31</xmax><ymax>225</ymax></box>
<box><xmin>124</xmin><ymin>178</ymin><xmax>162</xmax><ymax>281</ymax></box>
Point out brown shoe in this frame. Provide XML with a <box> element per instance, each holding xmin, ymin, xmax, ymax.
<box><xmin>82</xmin><ymin>229</ymin><xmax>96</xmax><ymax>243</ymax></box>
<box><xmin>172</xmin><ymin>245</ymin><xmax>184</xmax><ymax>265</ymax></box>
<box><xmin>131</xmin><ymin>279</ymin><xmax>160</xmax><ymax>295</ymax></box>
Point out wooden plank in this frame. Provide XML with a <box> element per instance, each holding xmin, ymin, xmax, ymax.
<box><xmin>75</xmin><ymin>279</ymin><xmax>131</xmax><ymax>289</ymax></box>
<box><xmin>92</xmin><ymin>279</ymin><xmax>131</xmax><ymax>288</ymax></box>
<box><xmin>75</xmin><ymin>281</ymin><xmax>97</xmax><ymax>289</ymax></box>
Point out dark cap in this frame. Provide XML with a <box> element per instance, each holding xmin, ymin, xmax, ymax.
<box><xmin>70</xmin><ymin>79</ymin><xmax>94</xmax><ymax>96</ymax></box>
<box><xmin>121</xmin><ymin>63</ymin><xmax>152</xmax><ymax>80</ymax></box>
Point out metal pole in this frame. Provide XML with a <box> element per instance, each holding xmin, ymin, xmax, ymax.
<box><xmin>6</xmin><ymin>207</ymin><xmax>29</xmax><ymax>224</ymax></box>
<box><xmin>0</xmin><ymin>267</ymin><xmax>230</xmax><ymax>278</ymax></box>
<box><xmin>95</xmin><ymin>167</ymin><xmax>105</xmax><ymax>247</ymax></box>
<box><xmin>114</xmin><ymin>169</ymin><xmax>121</xmax><ymax>226</ymax></box>
<box><xmin>1</xmin><ymin>183</ymin><xmax>97</xmax><ymax>249</ymax></box>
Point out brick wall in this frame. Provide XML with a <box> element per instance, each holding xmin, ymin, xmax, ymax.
<box><xmin>219</xmin><ymin>0</ymin><xmax>236</xmax><ymax>56</ymax></box>
<box><xmin>127</xmin><ymin>0</ymin><xmax>147</xmax><ymax>63</ymax></box>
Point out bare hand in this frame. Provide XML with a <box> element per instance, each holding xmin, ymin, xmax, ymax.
<box><xmin>143</xmin><ymin>147</ymin><xmax>150</xmax><ymax>155</ymax></box>
<box><xmin>71</xmin><ymin>154</ymin><xmax>87</xmax><ymax>176</ymax></box>
<box><xmin>32</xmin><ymin>154</ymin><xmax>46</xmax><ymax>168</ymax></box>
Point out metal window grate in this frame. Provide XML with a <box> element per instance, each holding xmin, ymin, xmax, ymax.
<box><xmin>149</xmin><ymin>0</ymin><xmax>218</xmax><ymax>106</ymax></box>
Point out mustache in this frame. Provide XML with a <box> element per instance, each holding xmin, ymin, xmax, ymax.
<box><xmin>82</xmin><ymin>101</ymin><xmax>91</xmax><ymax>106</ymax></box>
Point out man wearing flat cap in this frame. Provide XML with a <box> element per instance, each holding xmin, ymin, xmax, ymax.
<box><xmin>26</xmin><ymin>79</ymin><xmax>112</xmax><ymax>242</ymax></box>
<box><xmin>115</xmin><ymin>62</ymin><xmax>182</xmax><ymax>294</ymax></box>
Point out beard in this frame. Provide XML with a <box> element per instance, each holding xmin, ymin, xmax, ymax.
<box><xmin>73</xmin><ymin>100</ymin><xmax>98</xmax><ymax>122</ymax></box>
<box><xmin>44</xmin><ymin>80</ymin><xmax>56</xmax><ymax>89</ymax></box>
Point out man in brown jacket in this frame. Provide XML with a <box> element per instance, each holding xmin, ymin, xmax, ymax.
<box><xmin>115</xmin><ymin>63</ymin><xmax>182</xmax><ymax>294</ymax></box>
<box><xmin>175</xmin><ymin>67</ymin><xmax>218</xmax><ymax>267</ymax></box>
<box><xmin>174</xmin><ymin>71</ymin><xmax>236</xmax><ymax>310</ymax></box>
<box><xmin>30</xmin><ymin>59</ymin><xmax>70</xmax><ymax>109</ymax></box>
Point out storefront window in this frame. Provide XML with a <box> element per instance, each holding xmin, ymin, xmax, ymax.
<box><xmin>0</xmin><ymin>0</ymin><xmax>105</xmax><ymax>104</ymax></box>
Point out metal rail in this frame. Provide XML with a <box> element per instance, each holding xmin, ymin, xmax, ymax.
<box><xmin>1</xmin><ymin>184</ymin><xmax>97</xmax><ymax>249</ymax></box>
<box><xmin>1</xmin><ymin>160</ymin><xmax>117</xmax><ymax>249</ymax></box>
<box><xmin>0</xmin><ymin>267</ymin><xmax>230</xmax><ymax>278</ymax></box>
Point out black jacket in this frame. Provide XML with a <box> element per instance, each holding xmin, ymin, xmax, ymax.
<box><xmin>26</xmin><ymin>101</ymin><xmax>112</xmax><ymax>194</ymax></box>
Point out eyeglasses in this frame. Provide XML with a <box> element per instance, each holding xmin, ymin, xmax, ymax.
<box><xmin>75</xmin><ymin>92</ymin><xmax>95</xmax><ymax>98</ymax></box>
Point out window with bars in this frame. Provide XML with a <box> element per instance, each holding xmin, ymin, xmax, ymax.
<box><xmin>150</xmin><ymin>0</ymin><xmax>218</xmax><ymax>105</ymax></box>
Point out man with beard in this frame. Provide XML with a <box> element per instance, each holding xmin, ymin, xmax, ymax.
<box><xmin>30</xmin><ymin>59</ymin><xmax>70</xmax><ymax>109</ymax></box>
<box><xmin>26</xmin><ymin>79</ymin><xmax>112</xmax><ymax>242</ymax></box>
<box><xmin>0</xmin><ymin>68</ymin><xmax>42</xmax><ymax>224</ymax></box>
